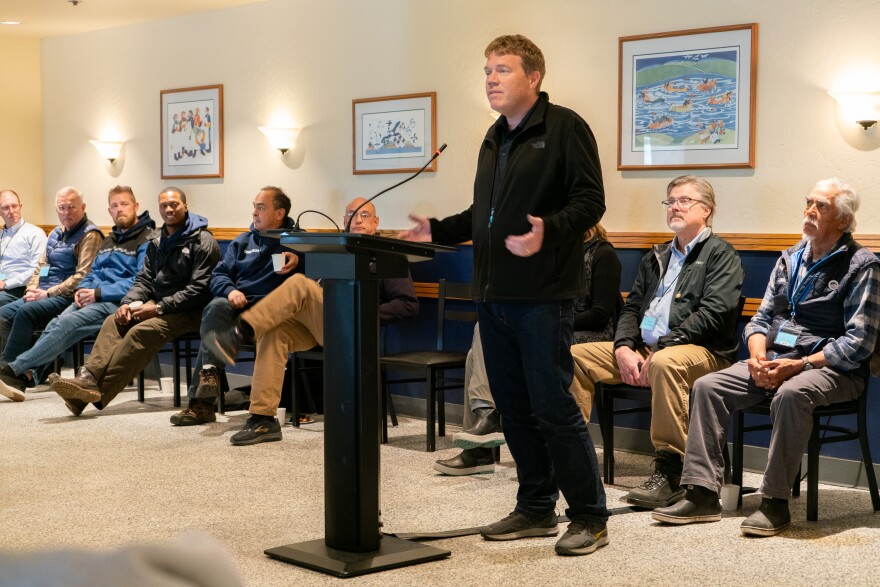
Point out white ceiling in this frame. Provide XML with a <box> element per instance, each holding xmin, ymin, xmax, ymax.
<box><xmin>0</xmin><ymin>0</ymin><xmax>269</xmax><ymax>39</ymax></box>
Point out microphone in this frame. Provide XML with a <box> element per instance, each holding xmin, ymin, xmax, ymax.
<box><xmin>344</xmin><ymin>143</ymin><xmax>447</xmax><ymax>233</ymax></box>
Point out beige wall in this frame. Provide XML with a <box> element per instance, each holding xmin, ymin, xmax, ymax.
<box><xmin>39</xmin><ymin>0</ymin><xmax>880</xmax><ymax>234</ymax></box>
<box><xmin>0</xmin><ymin>36</ymin><xmax>43</xmax><ymax>221</ymax></box>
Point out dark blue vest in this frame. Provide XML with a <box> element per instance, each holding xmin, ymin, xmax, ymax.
<box><xmin>39</xmin><ymin>216</ymin><xmax>101</xmax><ymax>290</ymax></box>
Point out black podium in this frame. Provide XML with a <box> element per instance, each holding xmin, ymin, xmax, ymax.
<box><xmin>262</xmin><ymin>232</ymin><xmax>455</xmax><ymax>577</ymax></box>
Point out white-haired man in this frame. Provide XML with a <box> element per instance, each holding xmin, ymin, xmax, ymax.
<box><xmin>653</xmin><ymin>178</ymin><xmax>880</xmax><ymax>537</ymax></box>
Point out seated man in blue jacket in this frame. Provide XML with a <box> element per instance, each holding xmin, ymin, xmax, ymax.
<box><xmin>203</xmin><ymin>197</ymin><xmax>419</xmax><ymax>445</ymax></box>
<box><xmin>0</xmin><ymin>186</ymin><xmax>151</xmax><ymax>404</ymax></box>
<box><xmin>0</xmin><ymin>187</ymin><xmax>103</xmax><ymax>386</ymax></box>
<box><xmin>170</xmin><ymin>186</ymin><xmax>303</xmax><ymax>426</ymax></box>
<box><xmin>50</xmin><ymin>187</ymin><xmax>220</xmax><ymax>414</ymax></box>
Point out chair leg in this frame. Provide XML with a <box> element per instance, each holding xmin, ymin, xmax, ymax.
<box><xmin>437</xmin><ymin>381</ymin><xmax>446</xmax><ymax>438</ymax></box>
<box><xmin>733</xmin><ymin>410</ymin><xmax>744</xmax><ymax>508</ymax></box>
<box><xmin>137</xmin><ymin>371</ymin><xmax>146</xmax><ymax>403</ymax></box>
<box><xmin>858</xmin><ymin>394</ymin><xmax>880</xmax><ymax>512</ymax></box>
<box><xmin>172</xmin><ymin>340</ymin><xmax>181</xmax><ymax>408</ymax></box>
<box><xmin>807</xmin><ymin>418</ymin><xmax>820</xmax><ymax>522</ymax></box>
<box><xmin>217</xmin><ymin>368</ymin><xmax>227</xmax><ymax>415</ymax></box>
<box><xmin>380</xmin><ymin>369</ymin><xmax>389</xmax><ymax>444</ymax></box>
<box><xmin>426</xmin><ymin>369</ymin><xmax>437</xmax><ymax>452</ymax></box>
<box><xmin>600</xmin><ymin>384</ymin><xmax>615</xmax><ymax>485</ymax></box>
<box><xmin>184</xmin><ymin>339</ymin><xmax>193</xmax><ymax>389</ymax></box>
<box><xmin>291</xmin><ymin>357</ymin><xmax>301</xmax><ymax>429</ymax></box>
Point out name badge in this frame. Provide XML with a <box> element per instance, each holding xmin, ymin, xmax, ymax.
<box><xmin>773</xmin><ymin>320</ymin><xmax>802</xmax><ymax>348</ymax></box>
<box><xmin>640</xmin><ymin>315</ymin><xmax>658</xmax><ymax>330</ymax></box>
<box><xmin>39</xmin><ymin>264</ymin><xmax>50</xmax><ymax>277</ymax></box>
<box><xmin>0</xmin><ymin>272</ymin><xmax>6</xmax><ymax>280</ymax></box>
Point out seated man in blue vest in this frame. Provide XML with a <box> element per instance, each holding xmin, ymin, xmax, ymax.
<box><xmin>0</xmin><ymin>187</ymin><xmax>103</xmax><ymax>401</ymax></box>
<box><xmin>0</xmin><ymin>190</ymin><xmax>48</xmax><ymax>306</ymax></box>
<box><xmin>653</xmin><ymin>178</ymin><xmax>880</xmax><ymax>537</ymax></box>
<box><xmin>170</xmin><ymin>186</ymin><xmax>302</xmax><ymax>426</ymax></box>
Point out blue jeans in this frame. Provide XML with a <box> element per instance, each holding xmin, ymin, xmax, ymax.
<box><xmin>8</xmin><ymin>301</ymin><xmax>118</xmax><ymax>381</ymax></box>
<box><xmin>478</xmin><ymin>301</ymin><xmax>608</xmax><ymax>523</ymax></box>
<box><xmin>0</xmin><ymin>287</ymin><xmax>25</xmax><ymax>306</ymax></box>
<box><xmin>1</xmin><ymin>295</ymin><xmax>73</xmax><ymax>362</ymax></box>
<box><xmin>186</xmin><ymin>297</ymin><xmax>240</xmax><ymax>398</ymax></box>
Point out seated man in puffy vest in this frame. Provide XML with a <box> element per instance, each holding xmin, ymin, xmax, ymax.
<box><xmin>0</xmin><ymin>187</ymin><xmax>103</xmax><ymax>401</ymax></box>
<box><xmin>653</xmin><ymin>178</ymin><xmax>880</xmax><ymax>537</ymax></box>
<box><xmin>0</xmin><ymin>187</ymin><xmax>153</xmax><ymax>404</ymax></box>
<box><xmin>49</xmin><ymin>187</ymin><xmax>220</xmax><ymax>414</ymax></box>
<box><xmin>170</xmin><ymin>186</ymin><xmax>302</xmax><ymax>426</ymax></box>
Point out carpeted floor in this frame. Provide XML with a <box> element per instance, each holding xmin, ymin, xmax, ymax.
<box><xmin>3</xmin><ymin>380</ymin><xmax>880</xmax><ymax>586</ymax></box>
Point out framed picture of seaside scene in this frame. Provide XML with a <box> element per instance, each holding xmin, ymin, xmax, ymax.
<box><xmin>353</xmin><ymin>92</ymin><xmax>437</xmax><ymax>174</ymax></box>
<box><xmin>161</xmin><ymin>84</ymin><xmax>224</xmax><ymax>179</ymax></box>
<box><xmin>618</xmin><ymin>24</ymin><xmax>757</xmax><ymax>170</ymax></box>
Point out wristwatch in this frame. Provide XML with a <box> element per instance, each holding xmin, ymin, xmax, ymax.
<box><xmin>156</xmin><ymin>302</ymin><xmax>165</xmax><ymax>316</ymax></box>
<box><xmin>802</xmin><ymin>357</ymin><xmax>814</xmax><ymax>371</ymax></box>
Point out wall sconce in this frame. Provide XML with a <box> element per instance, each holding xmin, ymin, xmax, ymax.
<box><xmin>828</xmin><ymin>91</ymin><xmax>880</xmax><ymax>130</ymax></box>
<box><xmin>258</xmin><ymin>126</ymin><xmax>301</xmax><ymax>154</ymax></box>
<box><xmin>89</xmin><ymin>140</ymin><xmax>124</xmax><ymax>163</ymax></box>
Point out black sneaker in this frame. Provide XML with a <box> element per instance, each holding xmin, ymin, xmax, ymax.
<box><xmin>555</xmin><ymin>519</ymin><xmax>610</xmax><ymax>556</ymax></box>
<box><xmin>741</xmin><ymin>497</ymin><xmax>791</xmax><ymax>537</ymax></box>
<box><xmin>624</xmin><ymin>452</ymin><xmax>685</xmax><ymax>509</ymax></box>
<box><xmin>433</xmin><ymin>448</ymin><xmax>495</xmax><ymax>476</ymax></box>
<box><xmin>481</xmin><ymin>510</ymin><xmax>559</xmax><ymax>541</ymax></box>
<box><xmin>453</xmin><ymin>407</ymin><xmax>506</xmax><ymax>449</ymax></box>
<box><xmin>0</xmin><ymin>363</ymin><xmax>26</xmax><ymax>402</ymax></box>
<box><xmin>652</xmin><ymin>485</ymin><xmax>721</xmax><ymax>525</ymax></box>
<box><xmin>194</xmin><ymin>367</ymin><xmax>220</xmax><ymax>400</ymax></box>
<box><xmin>230</xmin><ymin>414</ymin><xmax>282</xmax><ymax>446</ymax></box>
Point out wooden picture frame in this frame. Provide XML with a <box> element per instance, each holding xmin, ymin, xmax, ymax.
<box><xmin>352</xmin><ymin>92</ymin><xmax>437</xmax><ymax>175</ymax></box>
<box><xmin>161</xmin><ymin>84</ymin><xmax>224</xmax><ymax>179</ymax></box>
<box><xmin>618</xmin><ymin>24</ymin><xmax>758</xmax><ymax>170</ymax></box>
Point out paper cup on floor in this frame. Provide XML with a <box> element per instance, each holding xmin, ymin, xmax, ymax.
<box><xmin>720</xmin><ymin>484</ymin><xmax>740</xmax><ymax>511</ymax></box>
<box><xmin>276</xmin><ymin>407</ymin><xmax>287</xmax><ymax>425</ymax></box>
<box><xmin>160</xmin><ymin>377</ymin><xmax>174</xmax><ymax>395</ymax></box>
<box><xmin>272</xmin><ymin>254</ymin><xmax>284</xmax><ymax>272</ymax></box>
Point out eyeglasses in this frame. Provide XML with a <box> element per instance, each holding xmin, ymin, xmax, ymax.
<box><xmin>660</xmin><ymin>197</ymin><xmax>706</xmax><ymax>210</ymax></box>
<box><xmin>344</xmin><ymin>211</ymin><xmax>374</xmax><ymax>221</ymax></box>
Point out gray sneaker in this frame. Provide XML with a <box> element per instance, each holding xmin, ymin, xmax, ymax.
<box><xmin>480</xmin><ymin>510</ymin><xmax>558</xmax><ymax>541</ymax></box>
<box><xmin>555</xmin><ymin>519</ymin><xmax>610</xmax><ymax>556</ymax></box>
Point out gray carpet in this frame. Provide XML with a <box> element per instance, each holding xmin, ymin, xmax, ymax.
<box><xmin>3</xmin><ymin>379</ymin><xmax>880</xmax><ymax>586</ymax></box>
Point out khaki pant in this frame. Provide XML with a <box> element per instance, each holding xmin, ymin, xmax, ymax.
<box><xmin>463</xmin><ymin>323</ymin><xmax>495</xmax><ymax>430</ymax></box>
<box><xmin>570</xmin><ymin>341</ymin><xmax>728</xmax><ymax>455</ymax></box>
<box><xmin>242</xmin><ymin>274</ymin><xmax>324</xmax><ymax>417</ymax></box>
<box><xmin>87</xmin><ymin>312</ymin><xmax>202</xmax><ymax>408</ymax></box>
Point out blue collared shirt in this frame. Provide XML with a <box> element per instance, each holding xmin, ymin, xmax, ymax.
<box><xmin>641</xmin><ymin>227</ymin><xmax>712</xmax><ymax>345</ymax></box>
<box><xmin>0</xmin><ymin>219</ymin><xmax>47</xmax><ymax>290</ymax></box>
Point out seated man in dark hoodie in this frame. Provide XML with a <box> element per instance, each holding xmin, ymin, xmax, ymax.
<box><xmin>170</xmin><ymin>186</ymin><xmax>303</xmax><ymax>426</ymax></box>
<box><xmin>203</xmin><ymin>197</ymin><xmax>419</xmax><ymax>445</ymax></box>
<box><xmin>0</xmin><ymin>186</ymin><xmax>152</xmax><ymax>405</ymax></box>
<box><xmin>50</xmin><ymin>187</ymin><xmax>220</xmax><ymax>414</ymax></box>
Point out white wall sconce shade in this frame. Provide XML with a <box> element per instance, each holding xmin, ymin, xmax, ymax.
<box><xmin>828</xmin><ymin>91</ymin><xmax>880</xmax><ymax>130</ymax></box>
<box><xmin>258</xmin><ymin>126</ymin><xmax>301</xmax><ymax>154</ymax></box>
<box><xmin>89</xmin><ymin>140</ymin><xmax>124</xmax><ymax>163</ymax></box>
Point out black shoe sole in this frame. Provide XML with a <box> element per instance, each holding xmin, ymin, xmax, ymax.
<box><xmin>481</xmin><ymin>525</ymin><xmax>559</xmax><ymax>541</ymax></box>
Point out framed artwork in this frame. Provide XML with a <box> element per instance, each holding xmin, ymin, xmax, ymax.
<box><xmin>618</xmin><ymin>24</ymin><xmax>758</xmax><ymax>170</ymax></box>
<box><xmin>160</xmin><ymin>84</ymin><xmax>224</xmax><ymax>179</ymax></box>
<box><xmin>352</xmin><ymin>92</ymin><xmax>437</xmax><ymax>174</ymax></box>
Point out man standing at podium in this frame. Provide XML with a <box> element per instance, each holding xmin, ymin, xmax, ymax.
<box><xmin>399</xmin><ymin>34</ymin><xmax>608</xmax><ymax>556</ymax></box>
<box><xmin>204</xmin><ymin>197</ymin><xmax>418</xmax><ymax>446</ymax></box>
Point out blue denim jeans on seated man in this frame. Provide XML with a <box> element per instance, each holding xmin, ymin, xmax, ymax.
<box><xmin>8</xmin><ymin>301</ymin><xmax>118</xmax><ymax>382</ymax></box>
<box><xmin>477</xmin><ymin>300</ymin><xmax>609</xmax><ymax>523</ymax></box>
<box><xmin>1</xmin><ymin>295</ymin><xmax>73</xmax><ymax>362</ymax></box>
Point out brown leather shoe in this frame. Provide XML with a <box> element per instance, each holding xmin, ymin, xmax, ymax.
<box><xmin>50</xmin><ymin>368</ymin><xmax>101</xmax><ymax>404</ymax></box>
<box><xmin>170</xmin><ymin>399</ymin><xmax>217</xmax><ymax>426</ymax></box>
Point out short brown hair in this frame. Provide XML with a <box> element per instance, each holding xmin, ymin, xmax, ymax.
<box><xmin>666</xmin><ymin>175</ymin><xmax>717</xmax><ymax>227</ymax></box>
<box><xmin>485</xmin><ymin>34</ymin><xmax>546</xmax><ymax>91</ymax></box>
<box><xmin>108</xmin><ymin>185</ymin><xmax>136</xmax><ymax>204</ymax></box>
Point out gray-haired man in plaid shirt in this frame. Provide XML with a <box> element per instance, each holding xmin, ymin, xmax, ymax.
<box><xmin>652</xmin><ymin>177</ymin><xmax>880</xmax><ymax>537</ymax></box>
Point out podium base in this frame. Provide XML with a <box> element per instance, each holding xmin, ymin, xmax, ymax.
<box><xmin>265</xmin><ymin>536</ymin><xmax>450</xmax><ymax>578</ymax></box>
